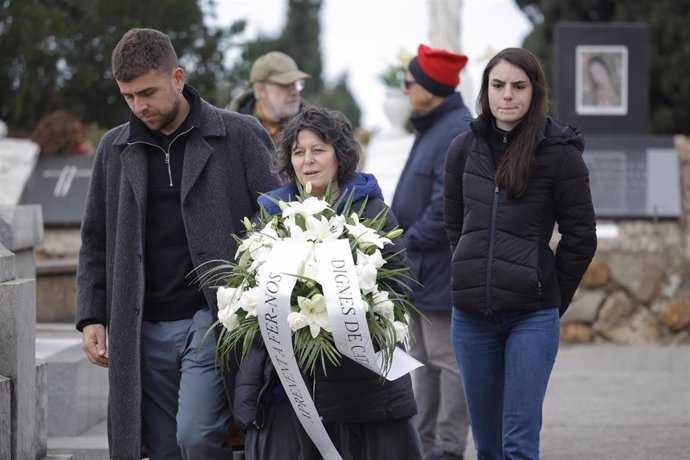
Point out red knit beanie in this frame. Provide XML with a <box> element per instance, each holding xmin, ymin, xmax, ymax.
<box><xmin>409</xmin><ymin>44</ymin><xmax>468</xmax><ymax>96</ymax></box>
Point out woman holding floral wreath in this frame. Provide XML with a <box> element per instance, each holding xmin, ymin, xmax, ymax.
<box><xmin>226</xmin><ymin>106</ymin><xmax>424</xmax><ymax>459</ymax></box>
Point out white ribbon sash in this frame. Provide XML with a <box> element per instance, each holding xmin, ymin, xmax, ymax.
<box><xmin>256</xmin><ymin>240</ymin><xmax>342</xmax><ymax>460</ymax></box>
<box><xmin>316</xmin><ymin>239</ymin><xmax>423</xmax><ymax>380</ymax></box>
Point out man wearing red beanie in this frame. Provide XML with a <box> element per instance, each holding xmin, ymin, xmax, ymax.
<box><xmin>391</xmin><ymin>43</ymin><xmax>471</xmax><ymax>460</ymax></box>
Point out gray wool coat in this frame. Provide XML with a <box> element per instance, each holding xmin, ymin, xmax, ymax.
<box><xmin>75</xmin><ymin>98</ymin><xmax>282</xmax><ymax>460</ymax></box>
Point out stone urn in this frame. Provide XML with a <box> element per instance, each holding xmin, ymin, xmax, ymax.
<box><xmin>382</xmin><ymin>87</ymin><xmax>411</xmax><ymax>136</ymax></box>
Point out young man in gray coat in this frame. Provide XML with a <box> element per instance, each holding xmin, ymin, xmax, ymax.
<box><xmin>76</xmin><ymin>28</ymin><xmax>281</xmax><ymax>460</ymax></box>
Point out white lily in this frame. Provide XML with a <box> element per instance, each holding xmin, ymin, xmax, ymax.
<box><xmin>282</xmin><ymin>197</ymin><xmax>330</xmax><ymax>219</ymax></box>
<box><xmin>297</xmin><ymin>294</ymin><xmax>332</xmax><ymax>338</ymax></box>
<box><xmin>371</xmin><ymin>289</ymin><xmax>395</xmax><ymax>321</ymax></box>
<box><xmin>344</xmin><ymin>213</ymin><xmax>391</xmax><ymax>249</ymax></box>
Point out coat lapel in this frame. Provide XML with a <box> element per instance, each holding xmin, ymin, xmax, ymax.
<box><xmin>120</xmin><ymin>145</ymin><xmax>148</xmax><ymax>217</ymax></box>
<box><xmin>181</xmin><ymin>132</ymin><xmax>213</xmax><ymax>203</ymax></box>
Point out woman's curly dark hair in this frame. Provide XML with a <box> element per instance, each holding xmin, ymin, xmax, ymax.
<box><xmin>276</xmin><ymin>106</ymin><xmax>360</xmax><ymax>187</ymax></box>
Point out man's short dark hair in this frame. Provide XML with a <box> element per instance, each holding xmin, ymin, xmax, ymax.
<box><xmin>277</xmin><ymin>106</ymin><xmax>360</xmax><ymax>187</ymax></box>
<box><xmin>112</xmin><ymin>28</ymin><xmax>178</xmax><ymax>82</ymax></box>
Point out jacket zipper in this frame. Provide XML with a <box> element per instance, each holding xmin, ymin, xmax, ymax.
<box><xmin>128</xmin><ymin>126</ymin><xmax>193</xmax><ymax>187</ymax></box>
<box><xmin>485</xmin><ymin>185</ymin><xmax>500</xmax><ymax>314</ymax></box>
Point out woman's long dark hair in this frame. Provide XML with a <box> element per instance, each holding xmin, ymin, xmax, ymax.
<box><xmin>476</xmin><ymin>48</ymin><xmax>550</xmax><ymax>199</ymax></box>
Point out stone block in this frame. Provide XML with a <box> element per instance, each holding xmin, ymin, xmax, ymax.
<box><xmin>0</xmin><ymin>278</ymin><xmax>37</xmax><ymax>460</ymax></box>
<box><xmin>563</xmin><ymin>289</ymin><xmax>606</xmax><ymax>323</ymax></box>
<box><xmin>0</xmin><ymin>243</ymin><xmax>14</xmax><ymax>283</ymax></box>
<box><xmin>561</xmin><ymin>322</ymin><xmax>594</xmax><ymax>343</ymax></box>
<box><xmin>658</xmin><ymin>301</ymin><xmax>690</xmax><ymax>331</ymax></box>
<box><xmin>36</xmin><ymin>259</ymin><xmax>78</xmax><ymax>323</ymax></box>
<box><xmin>0</xmin><ymin>137</ymin><xmax>39</xmax><ymax>207</ymax></box>
<box><xmin>0</xmin><ymin>205</ymin><xmax>43</xmax><ymax>252</ymax></box>
<box><xmin>45</xmin><ymin>344</ymin><xmax>108</xmax><ymax>437</ymax></box>
<box><xmin>36</xmin><ymin>361</ymin><xmax>48</xmax><ymax>459</ymax></box>
<box><xmin>608</xmin><ymin>252</ymin><xmax>667</xmax><ymax>303</ymax></box>
<box><xmin>13</xmin><ymin>248</ymin><xmax>37</xmax><ymax>280</ymax></box>
<box><xmin>580</xmin><ymin>259</ymin><xmax>609</xmax><ymax>288</ymax></box>
<box><xmin>0</xmin><ymin>375</ymin><xmax>11</xmax><ymax>460</ymax></box>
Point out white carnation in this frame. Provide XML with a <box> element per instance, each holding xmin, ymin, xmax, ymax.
<box><xmin>216</xmin><ymin>286</ymin><xmax>241</xmax><ymax>311</ymax></box>
<box><xmin>240</xmin><ymin>287</ymin><xmax>261</xmax><ymax>317</ymax></box>
<box><xmin>218</xmin><ymin>308</ymin><xmax>240</xmax><ymax>331</ymax></box>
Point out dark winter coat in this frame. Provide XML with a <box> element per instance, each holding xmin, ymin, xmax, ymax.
<box><xmin>391</xmin><ymin>92</ymin><xmax>472</xmax><ymax>312</ymax></box>
<box><xmin>443</xmin><ymin>116</ymin><xmax>597</xmax><ymax>317</ymax></box>
<box><xmin>234</xmin><ymin>173</ymin><xmax>417</xmax><ymax>430</ymax></box>
<box><xmin>75</xmin><ymin>91</ymin><xmax>282</xmax><ymax>459</ymax></box>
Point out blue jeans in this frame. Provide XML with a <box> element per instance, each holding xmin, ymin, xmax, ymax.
<box><xmin>451</xmin><ymin>307</ymin><xmax>559</xmax><ymax>460</ymax></box>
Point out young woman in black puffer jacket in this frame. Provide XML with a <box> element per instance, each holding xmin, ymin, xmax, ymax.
<box><xmin>443</xmin><ymin>47</ymin><xmax>597</xmax><ymax>460</ymax></box>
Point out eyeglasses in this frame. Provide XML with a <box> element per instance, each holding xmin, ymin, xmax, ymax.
<box><xmin>265</xmin><ymin>80</ymin><xmax>305</xmax><ymax>92</ymax></box>
<box><xmin>403</xmin><ymin>80</ymin><xmax>418</xmax><ymax>90</ymax></box>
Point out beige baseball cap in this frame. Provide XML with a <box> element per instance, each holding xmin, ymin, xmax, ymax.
<box><xmin>249</xmin><ymin>51</ymin><xmax>311</xmax><ymax>84</ymax></box>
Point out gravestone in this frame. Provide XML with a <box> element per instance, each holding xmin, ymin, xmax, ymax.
<box><xmin>0</xmin><ymin>205</ymin><xmax>43</xmax><ymax>460</ymax></box>
<box><xmin>20</xmin><ymin>155</ymin><xmax>92</xmax><ymax>323</ymax></box>
<box><xmin>584</xmin><ymin>135</ymin><xmax>680</xmax><ymax>219</ymax></box>
<box><xmin>20</xmin><ymin>155</ymin><xmax>93</xmax><ymax>227</ymax></box>
<box><xmin>0</xmin><ymin>138</ymin><xmax>39</xmax><ymax>207</ymax></box>
<box><xmin>554</xmin><ymin>22</ymin><xmax>650</xmax><ymax>135</ymax></box>
<box><xmin>552</xmin><ymin>22</ymin><xmax>676</xmax><ymax>221</ymax></box>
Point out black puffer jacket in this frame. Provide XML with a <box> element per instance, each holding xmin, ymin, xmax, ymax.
<box><xmin>443</xmin><ymin>116</ymin><xmax>597</xmax><ymax>316</ymax></box>
<box><xmin>233</xmin><ymin>173</ymin><xmax>417</xmax><ymax>430</ymax></box>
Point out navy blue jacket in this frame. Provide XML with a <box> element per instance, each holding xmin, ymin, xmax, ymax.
<box><xmin>391</xmin><ymin>92</ymin><xmax>471</xmax><ymax>311</ymax></box>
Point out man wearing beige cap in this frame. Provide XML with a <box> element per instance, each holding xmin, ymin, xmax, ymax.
<box><xmin>228</xmin><ymin>51</ymin><xmax>310</xmax><ymax>145</ymax></box>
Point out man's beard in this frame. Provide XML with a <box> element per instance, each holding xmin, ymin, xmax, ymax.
<box><xmin>155</xmin><ymin>94</ymin><xmax>181</xmax><ymax>133</ymax></box>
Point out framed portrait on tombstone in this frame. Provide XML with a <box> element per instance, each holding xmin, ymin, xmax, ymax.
<box><xmin>576</xmin><ymin>45</ymin><xmax>628</xmax><ymax>116</ymax></box>
<box><xmin>554</xmin><ymin>23</ymin><xmax>648</xmax><ymax>135</ymax></box>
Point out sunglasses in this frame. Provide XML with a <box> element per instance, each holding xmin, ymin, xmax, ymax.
<box><xmin>403</xmin><ymin>79</ymin><xmax>418</xmax><ymax>90</ymax></box>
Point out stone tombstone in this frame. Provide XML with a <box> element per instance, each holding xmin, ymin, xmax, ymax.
<box><xmin>20</xmin><ymin>155</ymin><xmax>93</xmax><ymax>227</ymax></box>
<box><xmin>583</xmin><ymin>135</ymin><xmax>680</xmax><ymax>219</ymax></box>
<box><xmin>0</xmin><ymin>138</ymin><xmax>39</xmax><ymax>207</ymax></box>
<box><xmin>554</xmin><ymin>22</ymin><xmax>650</xmax><ymax>135</ymax></box>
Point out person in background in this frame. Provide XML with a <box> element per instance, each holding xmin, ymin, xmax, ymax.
<box><xmin>443</xmin><ymin>47</ymin><xmax>597</xmax><ymax>459</ymax></box>
<box><xmin>31</xmin><ymin>110</ymin><xmax>95</xmax><ymax>156</ymax></box>
<box><xmin>233</xmin><ymin>106</ymin><xmax>424</xmax><ymax>460</ymax></box>
<box><xmin>390</xmin><ymin>43</ymin><xmax>471</xmax><ymax>460</ymax></box>
<box><xmin>75</xmin><ymin>28</ymin><xmax>281</xmax><ymax>460</ymax></box>
<box><xmin>227</xmin><ymin>51</ymin><xmax>310</xmax><ymax>146</ymax></box>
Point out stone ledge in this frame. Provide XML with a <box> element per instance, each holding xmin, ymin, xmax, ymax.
<box><xmin>44</xmin><ymin>344</ymin><xmax>108</xmax><ymax>437</ymax></box>
<box><xmin>0</xmin><ymin>375</ymin><xmax>10</xmax><ymax>458</ymax></box>
<box><xmin>0</xmin><ymin>204</ymin><xmax>43</xmax><ymax>252</ymax></box>
<box><xmin>0</xmin><ymin>242</ymin><xmax>15</xmax><ymax>283</ymax></box>
<box><xmin>37</xmin><ymin>258</ymin><xmax>78</xmax><ymax>276</ymax></box>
